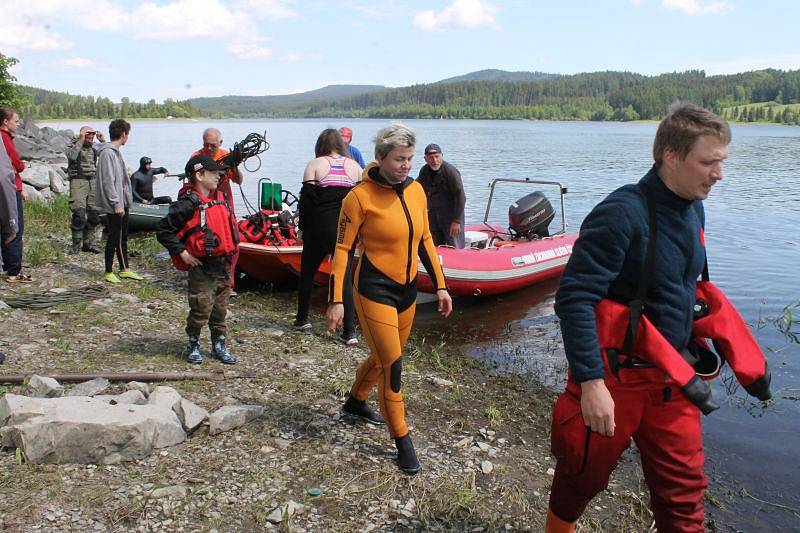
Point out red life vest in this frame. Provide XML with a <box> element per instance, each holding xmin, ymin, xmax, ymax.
<box><xmin>237</xmin><ymin>209</ymin><xmax>298</xmax><ymax>246</ymax></box>
<box><xmin>171</xmin><ymin>186</ymin><xmax>239</xmax><ymax>271</ymax></box>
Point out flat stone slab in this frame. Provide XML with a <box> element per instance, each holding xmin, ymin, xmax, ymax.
<box><xmin>0</xmin><ymin>394</ymin><xmax>185</xmax><ymax>464</ymax></box>
<box><xmin>94</xmin><ymin>390</ymin><xmax>148</xmax><ymax>405</ymax></box>
<box><xmin>66</xmin><ymin>377</ymin><xmax>110</xmax><ymax>397</ymax></box>
<box><xmin>208</xmin><ymin>405</ymin><xmax>265</xmax><ymax>436</ymax></box>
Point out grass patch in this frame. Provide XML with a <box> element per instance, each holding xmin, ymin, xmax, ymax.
<box><xmin>23</xmin><ymin>195</ymin><xmax>71</xmax><ymax>238</ymax></box>
<box><xmin>485</xmin><ymin>404</ymin><xmax>503</xmax><ymax>429</ymax></box>
<box><xmin>24</xmin><ymin>238</ymin><xmax>64</xmax><ymax>267</ymax></box>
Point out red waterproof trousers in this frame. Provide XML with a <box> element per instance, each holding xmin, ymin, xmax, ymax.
<box><xmin>549</xmin><ymin>368</ymin><xmax>707</xmax><ymax>533</ymax></box>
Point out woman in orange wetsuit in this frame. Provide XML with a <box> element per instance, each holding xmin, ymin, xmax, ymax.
<box><xmin>326</xmin><ymin>123</ymin><xmax>452</xmax><ymax>474</ymax></box>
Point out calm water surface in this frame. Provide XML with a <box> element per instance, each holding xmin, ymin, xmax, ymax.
<box><xmin>46</xmin><ymin>118</ymin><xmax>800</xmax><ymax>530</ymax></box>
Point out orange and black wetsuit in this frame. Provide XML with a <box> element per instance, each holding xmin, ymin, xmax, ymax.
<box><xmin>329</xmin><ymin>164</ymin><xmax>447</xmax><ymax>439</ymax></box>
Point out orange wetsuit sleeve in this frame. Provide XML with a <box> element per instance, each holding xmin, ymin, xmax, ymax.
<box><xmin>417</xmin><ymin>191</ymin><xmax>447</xmax><ymax>291</ymax></box>
<box><xmin>329</xmin><ymin>190</ymin><xmax>363</xmax><ymax>303</ymax></box>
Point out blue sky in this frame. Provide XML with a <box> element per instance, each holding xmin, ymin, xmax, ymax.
<box><xmin>3</xmin><ymin>0</ymin><xmax>800</xmax><ymax>102</ymax></box>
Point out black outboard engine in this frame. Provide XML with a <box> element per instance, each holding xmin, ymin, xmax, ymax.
<box><xmin>509</xmin><ymin>191</ymin><xmax>555</xmax><ymax>239</ymax></box>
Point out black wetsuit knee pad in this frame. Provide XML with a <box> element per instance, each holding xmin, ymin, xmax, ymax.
<box><xmin>391</xmin><ymin>357</ymin><xmax>403</xmax><ymax>393</ymax></box>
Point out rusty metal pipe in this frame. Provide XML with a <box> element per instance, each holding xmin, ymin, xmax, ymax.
<box><xmin>0</xmin><ymin>370</ymin><xmax>257</xmax><ymax>385</ymax></box>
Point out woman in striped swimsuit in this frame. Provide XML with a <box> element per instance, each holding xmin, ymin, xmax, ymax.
<box><xmin>294</xmin><ymin>129</ymin><xmax>363</xmax><ymax>343</ymax></box>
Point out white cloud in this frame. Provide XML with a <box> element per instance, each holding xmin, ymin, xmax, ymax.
<box><xmin>413</xmin><ymin>0</ymin><xmax>501</xmax><ymax>32</ymax></box>
<box><xmin>234</xmin><ymin>0</ymin><xmax>297</xmax><ymax>20</ymax></box>
<box><xmin>2</xmin><ymin>0</ymin><xmax>281</xmax><ymax>60</ymax></box>
<box><xmin>0</xmin><ymin>23</ymin><xmax>72</xmax><ymax>52</ymax></box>
<box><xmin>662</xmin><ymin>0</ymin><xmax>734</xmax><ymax>15</ymax></box>
<box><xmin>53</xmin><ymin>57</ymin><xmax>97</xmax><ymax>69</ymax></box>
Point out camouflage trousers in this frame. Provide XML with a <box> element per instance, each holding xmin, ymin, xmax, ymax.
<box><xmin>69</xmin><ymin>177</ymin><xmax>100</xmax><ymax>233</ymax></box>
<box><xmin>186</xmin><ymin>258</ymin><xmax>231</xmax><ymax>338</ymax></box>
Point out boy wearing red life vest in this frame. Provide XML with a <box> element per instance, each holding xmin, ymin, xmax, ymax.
<box><xmin>157</xmin><ymin>155</ymin><xmax>239</xmax><ymax>365</ymax></box>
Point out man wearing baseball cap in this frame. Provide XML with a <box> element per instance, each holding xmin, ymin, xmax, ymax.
<box><xmin>65</xmin><ymin>125</ymin><xmax>106</xmax><ymax>254</ymax></box>
<box><xmin>417</xmin><ymin>143</ymin><xmax>466</xmax><ymax>248</ymax></box>
<box><xmin>338</xmin><ymin>126</ymin><xmax>366</xmax><ymax>168</ymax></box>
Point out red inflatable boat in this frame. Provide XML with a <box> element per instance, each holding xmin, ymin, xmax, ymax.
<box><xmin>237</xmin><ymin>178</ymin><xmax>576</xmax><ymax>296</ymax></box>
<box><xmin>416</xmin><ymin>223</ymin><xmax>576</xmax><ymax>296</ymax></box>
<box><xmin>416</xmin><ymin>178</ymin><xmax>576</xmax><ymax>296</ymax></box>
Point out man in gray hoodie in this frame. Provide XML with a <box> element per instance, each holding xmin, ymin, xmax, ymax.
<box><xmin>94</xmin><ymin>119</ymin><xmax>142</xmax><ymax>284</ymax></box>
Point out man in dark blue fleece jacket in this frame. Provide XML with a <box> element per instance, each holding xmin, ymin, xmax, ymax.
<box><xmin>546</xmin><ymin>103</ymin><xmax>731</xmax><ymax>533</ymax></box>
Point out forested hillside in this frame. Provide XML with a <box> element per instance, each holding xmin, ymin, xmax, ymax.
<box><xmin>3</xmin><ymin>49</ymin><xmax>799</xmax><ymax>125</ymax></box>
<box><xmin>21</xmin><ymin>86</ymin><xmax>198</xmax><ymax>119</ymax></box>
<box><xmin>303</xmin><ymin>69</ymin><xmax>800</xmax><ymax>124</ymax></box>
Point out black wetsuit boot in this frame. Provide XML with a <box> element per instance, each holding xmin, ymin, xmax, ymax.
<box><xmin>342</xmin><ymin>395</ymin><xmax>385</xmax><ymax>425</ymax></box>
<box><xmin>395</xmin><ymin>434</ymin><xmax>420</xmax><ymax>475</ymax></box>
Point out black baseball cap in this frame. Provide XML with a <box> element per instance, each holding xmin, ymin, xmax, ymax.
<box><xmin>185</xmin><ymin>154</ymin><xmax>228</xmax><ymax>177</ymax></box>
<box><xmin>424</xmin><ymin>143</ymin><xmax>442</xmax><ymax>155</ymax></box>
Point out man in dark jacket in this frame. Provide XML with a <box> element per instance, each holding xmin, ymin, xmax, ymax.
<box><xmin>416</xmin><ymin>143</ymin><xmax>466</xmax><ymax>248</ymax></box>
<box><xmin>130</xmin><ymin>156</ymin><xmax>171</xmax><ymax>204</ymax></box>
<box><xmin>545</xmin><ymin>103</ymin><xmax>731</xmax><ymax>533</ymax></box>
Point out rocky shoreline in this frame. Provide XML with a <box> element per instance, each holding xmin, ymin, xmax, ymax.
<box><xmin>10</xmin><ymin>120</ymin><xmax>74</xmax><ymax>202</ymax></box>
<box><xmin>0</xmin><ymin>199</ymin><xmax>662</xmax><ymax>532</ymax></box>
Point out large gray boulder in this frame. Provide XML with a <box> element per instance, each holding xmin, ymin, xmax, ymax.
<box><xmin>22</xmin><ymin>184</ymin><xmax>43</xmax><ymax>202</ymax></box>
<box><xmin>208</xmin><ymin>404</ymin><xmax>265</xmax><ymax>436</ymax></box>
<box><xmin>48</xmin><ymin>135</ymin><xmax>69</xmax><ymax>153</ymax></box>
<box><xmin>49</xmin><ymin>167</ymin><xmax>67</xmax><ymax>194</ymax></box>
<box><xmin>20</xmin><ymin>161</ymin><xmax>50</xmax><ymax>189</ymax></box>
<box><xmin>0</xmin><ymin>394</ymin><xmax>186</xmax><ymax>464</ymax></box>
<box><xmin>39</xmin><ymin>126</ymin><xmax>60</xmax><ymax>142</ymax></box>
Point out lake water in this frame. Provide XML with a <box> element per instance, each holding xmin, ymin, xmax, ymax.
<box><xmin>45</xmin><ymin>118</ymin><xmax>800</xmax><ymax>530</ymax></box>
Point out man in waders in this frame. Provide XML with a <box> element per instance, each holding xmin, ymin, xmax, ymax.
<box><xmin>65</xmin><ymin>126</ymin><xmax>105</xmax><ymax>254</ymax></box>
<box><xmin>546</xmin><ymin>102</ymin><xmax>731</xmax><ymax>533</ymax></box>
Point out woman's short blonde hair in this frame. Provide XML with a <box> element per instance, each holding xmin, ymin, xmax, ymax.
<box><xmin>373</xmin><ymin>123</ymin><xmax>416</xmax><ymax>160</ymax></box>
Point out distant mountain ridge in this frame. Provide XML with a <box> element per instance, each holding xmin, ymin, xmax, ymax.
<box><xmin>186</xmin><ymin>84</ymin><xmax>387</xmax><ymax>117</ymax></box>
<box><xmin>19</xmin><ymin>69</ymin><xmax>800</xmax><ymax>125</ymax></box>
<box><xmin>437</xmin><ymin>69</ymin><xmax>555</xmax><ymax>83</ymax></box>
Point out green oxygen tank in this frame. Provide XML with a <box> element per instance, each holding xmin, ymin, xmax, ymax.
<box><xmin>260</xmin><ymin>181</ymin><xmax>283</xmax><ymax>211</ymax></box>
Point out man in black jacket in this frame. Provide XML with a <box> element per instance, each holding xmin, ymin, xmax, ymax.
<box><xmin>417</xmin><ymin>144</ymin><xmax>466</xmax><ymax>248</ymax></box>
<box><xmin>130</xmin><ymin>156</ymin><xmax>171</xmax><ymax>204</ymax></box>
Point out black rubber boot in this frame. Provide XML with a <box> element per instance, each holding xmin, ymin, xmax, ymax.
<box><xmin>187</xmin><ymin>335</ymin><xmax>203</xmax><ymax>364</ymax></box>
<box><xmin>342</xmin><ymin>395</ymin><xmax>385</xmax><ymax>425</ymax></box>
<box><xmin>211</xmin><ymin>335</ymin><xmax>237</xmax><ymax>365</ymax></box>
<box><xmin>82</xmin><ymin>228</ymin><xmax>102</xmax><ymax>253</ymax></box>
<box><xmin>68</xmin><ymin>232</ymin><xmax>82</xmax><ymax>255</ymax></box>
<box><xmin>395</xmin><ymin>434</ymin><xmax>421</xmax><ymax>475</ymax></box>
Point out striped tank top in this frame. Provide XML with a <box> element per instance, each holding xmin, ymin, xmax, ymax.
<box><xmin>318</xmin><ymin>156</ymin><xmax>356</xmax><ymax>187</ymax></box>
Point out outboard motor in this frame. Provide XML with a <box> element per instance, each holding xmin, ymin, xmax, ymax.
<box><xmin>509</xmin><ymin>191</ymin><xmax>555</xmax><ymax>239</ymax></box>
